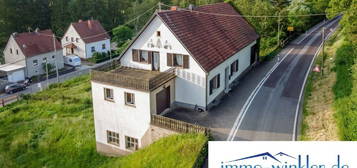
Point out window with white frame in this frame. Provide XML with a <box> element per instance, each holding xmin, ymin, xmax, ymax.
<box><xmin>209</xmin><ymin>74</ymin><xmax>220</xmax><ymax>95</ymax></box>
<box><xmin>107</xmin><ymin>130</ymin><xmax>119</xmax><ymax>146</ymax></box>
<box><xmin>104</xmin><ymin>88</ymin><xmax>114</xmax><ymax>101</ymax></box>
<box><xmin>125</xmin><ymin>136</ymin><xmax>138</xmax><ymax>151</ymax></box>
<box><xmin>91</xmin><ymin>46</ymin><xmax>96</xmax><ymax>53</ymax></box>
<box><xmin>33</xmin><ymin>60</ymin><xmax>38</xmax><ymax>66</ymax></box>
<box><xmin>102</xmin><ymin>44</ymin><xmax>106</xmax><ymax>50</ymax></box>
<box><xmin>139</xmin><ymin>50</ymin><xmax>149</xmax><ymax>63</ymax></box>
<box><xmin>16</xmin><ymin>49</ymin><xmax>18</xmax><ymax>55</ymax></box>
<box><xmin>173</xmin><ymin>54</ymin><xmax>184</xmax><ymax>67</ymax></box>
<box><xmin>76</xmin><ymin>38</ymin><xmax>79</xmax><ymax>43</ymax></box>
<box><xmin>230</xmin><ymin>60</ymin><xmax>239</xmax><ymax>78</ymax></box>
<box><xmin>124</xmin><ymin>92</ymin><xmax>135</xmax><ymax>106</ymax></box>
<box><xmin>43</xmin><ymin>57</ymin><xmax>47</xmax><ymax>63</ymax></box>
<box><xmin>10</xmin><ymin>48</ymin><xmax>12</xmax><ymax>54</ymax></box>
<box><xmin>66</xmin><ymin>37</ymin><xmax>69</xmax><ymax>41</ymax></box>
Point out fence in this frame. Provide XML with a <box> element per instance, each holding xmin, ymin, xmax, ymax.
<box><xmin>0</xmin><ymin>95</ymin><xmax>20</xmax><ymax>107</ymax></box>
<box><xmin>151</xmin><ymin>114</ymin><xmax>209</xmax><ymax>135</ymax></box>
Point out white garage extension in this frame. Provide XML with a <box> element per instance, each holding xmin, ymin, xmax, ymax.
<box><xmin>0</xmin><ymin>64</ymin><xmax>25</xmax><ymax>82</ymax></box>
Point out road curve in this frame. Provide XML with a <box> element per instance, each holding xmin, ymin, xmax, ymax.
<box><xmin>228</xmin><ymin>17</ymin><xmax>341</xmax><ymax>141</ymax></box>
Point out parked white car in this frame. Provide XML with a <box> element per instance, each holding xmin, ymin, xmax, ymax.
<box><xmin>64</xmin><ymin>55</ymin><xmax>81</xmax><ymax>67</ymax></box>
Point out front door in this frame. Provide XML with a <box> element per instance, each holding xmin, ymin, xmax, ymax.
<box><xmin>156</xmin><ymin>86</ymin><xmax>170</xmax><ymax>114</ymax></box>
<box><xmin>152</xmin><ymin>52</ymin><xmax>160</xmax><ymax>71</ymax></box>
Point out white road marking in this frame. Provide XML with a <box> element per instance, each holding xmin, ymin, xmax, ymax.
<box><xmin>226</xmin><ymin>47</ymin><xmax>293</xmax><ymax>141</ymax></box>
<box><xmin>227</xmin><ymin>19</ymin><xmax>339</xmax><ymax>141</ymax></box>
<box><xmin>292</xmin><ymin>27</ymin><xmax>337</xmax><ymax>141</ymax></box>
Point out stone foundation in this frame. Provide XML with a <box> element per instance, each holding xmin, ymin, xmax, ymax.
<box><xmin>96</xmin><ymin>142</ymin><xmax>131</xmax><ymax>156</ymax></box>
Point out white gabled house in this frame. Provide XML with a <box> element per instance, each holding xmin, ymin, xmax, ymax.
<box><xmin>91</xmin><ymin>3</ymin><xmax>259</xmax><ymax>155</ymax></box>
<box><xmin>61</xmin><ymin>19</ymin><xmax>111</xmax><ymax>59</ymax></box>
<box><xmin>2</xmin><ymin>29</ymin><xmax>64</xmax><ymax>80</ymax></box>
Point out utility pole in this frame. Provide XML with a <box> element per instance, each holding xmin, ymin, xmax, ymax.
<box><xmin>322</xmin><ymin>27</ymin><xmax>325</xmax><ymax>75</ymax></box>
<box><xmin>45</xmin><ymin>58</ymin><xmax>49</xmax><ymax>88</ymax></box>
<box><xmin>158</xmin><ymin>2</ymin><xmax>161</xmax><ymax>12</ymax></box>
<box><xmin>53</xmin><ymin>34</ymin><xmax>59</xmax><ymax>83</ymax></box>
<box><xmin>277</xmin><ymin>12</ymin><xmax>281</xmax><ymax>47</ymax></box>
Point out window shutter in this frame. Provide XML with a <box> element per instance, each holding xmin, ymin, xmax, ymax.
<box><xmin>217</xmin><ymin>74</ymin><xmax>220</xmax><ymax>88</ymax></box>
<box><xmin>209</xmin><ymin>79</ymin><xmax>213</xmax><ymax>95</ymax></box>
<box><xmin>132</xmin><ymin>49</ymin><xmax>139</xmax><ymax>62</ymax></box>
<box><xmin>148</xmin><ymin>51</ymin><xmax>153</xmax><ymax>64</ymax></box>
<box><xmin>167</xmin><ymin>53</ymin><xmax>173</xmax><ymax>66</ymax></box>
<box><xmin>183</xmin><ymin>55</ymin><xmax>189</xmax><ymax>69</ymax></box>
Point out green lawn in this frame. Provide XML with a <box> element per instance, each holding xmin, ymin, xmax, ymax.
<box><xmin>0</xmin><ymin>75</ymin><xmax>208</xmax><ymax>168</ymax></box>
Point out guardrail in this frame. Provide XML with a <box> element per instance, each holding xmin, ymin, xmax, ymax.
<box><xmin>0</xmin><ymin>95</ymin><xmax>20</xmax><ymax>107</ymax></box>
<box><xmin>151</xmin><ymin>114</ymin><xmax>209</xmax><ymax>135</ymax></box>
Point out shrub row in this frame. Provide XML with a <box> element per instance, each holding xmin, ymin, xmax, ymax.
<box><xmin>332</xmin><ymin>42</ymin><xmax>357</xmax><ymax>140</ymax></box>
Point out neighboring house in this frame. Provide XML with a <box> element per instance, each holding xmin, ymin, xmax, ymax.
<box><xmin>91</xmin><ymin>3</ymin><xmax>259</xmax><ymax>155</ymax></box>
<box><xmin>61</xmin><ymin>20</ymin><xmax>111</xmax><ymax>59</ymax></box>
<box><xmin>2</xmin><ymin>29</ymin><xmax>64</xmax><ymax>78</ymax></box>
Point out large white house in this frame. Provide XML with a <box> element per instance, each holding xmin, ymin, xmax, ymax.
<box><xmin>2</xmin><ymin>29</ymin><xmax>64</xmax><ymax>80</ymax></box>
<box><xmin>61</xmin><ymin>20</ymin><xmax>111</xmax><ymax>59</ymax></box>
<box><xmin>91</xmin><ymin>3</ymin><xmax>259</xmax><ymax>155</ymax></box>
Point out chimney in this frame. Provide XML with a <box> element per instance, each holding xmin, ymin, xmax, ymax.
<box><xmin>12</xmin><ymin>32</ymin><xmax>18</xmax><ymax>37</ymax></box>
<box><xmin>88</xmin><ymin>20</ymin><xmax>92</xmax><ymax>29</ymax></box>
<box><xmin>78</xmin><ymin>19</ymin><xmax>83</xmax><ymax>22</ymax></box>
<box><xmin>188</xmin><ymin>4</ymin><xmax>195</xmax><ymax>11</ymax></box>
<box><xmin>170</xmin><ymin>6</ymin><xmax>178</xmax><ymax>11</ymax></box>
<box><xmin>35</xmin><ymin>28</ymin><xmax>40</xmax><ymax>33</ymax></box>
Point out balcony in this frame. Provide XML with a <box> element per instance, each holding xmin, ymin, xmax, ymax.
<box><xmin>91</xmin><ymin>65</ymin><xmax>176</xmax><ymax>92</ymax></box>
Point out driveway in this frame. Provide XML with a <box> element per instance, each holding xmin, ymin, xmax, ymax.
<box><xmin>165</xmin><ymin>17</ymin><xmax>340</xmax><ymax>141</ymax></box>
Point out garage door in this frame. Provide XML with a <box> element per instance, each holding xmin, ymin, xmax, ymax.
<box><xmin>8</xmin><ymin>69</ymin><xmax>25</xmax><ymax>82</ymax></box>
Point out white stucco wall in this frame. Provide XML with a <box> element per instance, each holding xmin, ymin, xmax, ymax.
<box><xmin>61</xmin><ymin>25</ymin><xmax>86</xmax><ymax>58</ymax></box>
<box><xmin>207</xmin><ymin>41</ymin><xmax>256</xmax><ymax>104</ymax></box>
<box><xmin>92</xmin><ymin>81</ymin><xmax>151</xmax><ymax>152</ymax></box>
<box><xmin>120</xmin><ymin>16</ymin><xmax>207</xmax><ymax>108</ymax></box>
<box><xmin>62</xmin><ymin>25</ymin><xmax>111</xmax><ymax>59</ymax></box>
<box><xmin>25</xmin><ymin>50</ymin><xmax>64</xmax><ymax>77</ymax></box>
<box><xmin>3</xmin><ymin>36</ymin><xmax>26</xmax><ymax>66</ymax></box>
<box><xmin>85</xmin><ymin>39</ymin><xmax>111</xmax><ymax>58</ymax></box>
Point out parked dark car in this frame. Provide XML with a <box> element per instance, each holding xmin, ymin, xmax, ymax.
<box><xmin>5</xmin><ymin>83</ymin><xmax>27</xmax><ymax>94</ymax></box>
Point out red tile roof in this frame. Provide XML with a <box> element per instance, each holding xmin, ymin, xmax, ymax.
<box><xmin>71</xmin><ymin>20</ymin><xmax>110</xmax><ymax>43</ymax></box>
<box><xmin>158</xmin><ymin>3</ymin><xmax>259</xmax><ymax>72</ymax></box>
<box><xmin>13</xmin><ymin>29</ymin><xmax>62</xmax><ymax>57</ymax></box>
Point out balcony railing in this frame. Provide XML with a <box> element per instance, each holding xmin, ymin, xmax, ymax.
<box><xmin>151</xmin><ymin>114</ymin><xmax>209</xmax><ymax>135</ymax></box>
<box><xmin>91</xmin><ymin>66</ymin><xmax>176</xmax><ymax>92</ymax></box>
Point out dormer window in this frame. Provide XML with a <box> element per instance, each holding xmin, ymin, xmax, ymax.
<box><xmin>156</xmin><ymin>31</ymin><xmax>161</xmax><ymax>37</ymax></box>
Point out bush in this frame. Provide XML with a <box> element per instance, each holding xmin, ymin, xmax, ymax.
<box><xmin>333</xmin><ymin>42</ymin><xmax>357</xmax><ymax>140</ymax></box>
<box><xmin>332</xmin><ymin>43</ymin><xmax>356</xmax><ymax>99</ymax></box>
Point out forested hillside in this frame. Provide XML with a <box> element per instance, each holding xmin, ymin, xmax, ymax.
<box><xmin>0</xmin><ymin>0</ymin><xmax>347</xmax><ymax>60</ymax></box>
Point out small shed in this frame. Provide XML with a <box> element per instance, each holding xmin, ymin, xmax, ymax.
<box><xmin>0</xmin><ymin>64</ymin><xmax>25</xmax><ymax>82</ymax></box>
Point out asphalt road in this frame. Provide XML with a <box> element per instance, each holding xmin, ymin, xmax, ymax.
<box><xmin>165</xmin><ymin>17</ymin><xmax>341</xmax><ymax>141</ymax></box>
<box><xmin>228</xmin><ymin>17</ymin><xmax>341</xmax><ymax>141</ymax></box>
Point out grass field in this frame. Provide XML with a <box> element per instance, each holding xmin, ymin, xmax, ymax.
<box><xmin>301</xmin><ymin>28</ymin><xmax>357</xmax><ymax>141</ymax></box>
<box><xmin>300</xmin><ymin>29</ymin><xmax>343</xmax><ymax>140</ymax></box>
<box><xmin>0</xmin><ymin>75</ymin><xmax>208</xmax><ymax>168</ymax></box>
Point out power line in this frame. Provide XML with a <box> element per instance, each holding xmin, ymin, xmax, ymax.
<box><xmin>36</xmin><ymin>4</ymin><xmax>158</xmax><ymax>40</ymax></box>
<box><xmin>160</xmin><ymin>3</ymin><xmax>341</xmax><ymax>18</ymax></box>
<box><xmin>0</xmin><ymin>3</ymin><xmax>159</xmax><ymax>69</ymax></box>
